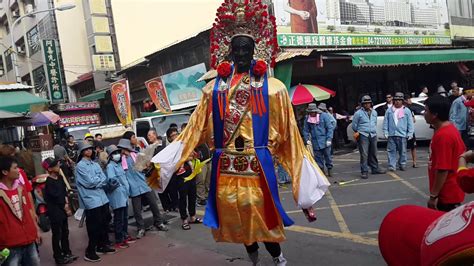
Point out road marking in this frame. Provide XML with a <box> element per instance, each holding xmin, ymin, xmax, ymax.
<box><xmin>356</xmin><ymin>231</ymin><xmax>379</xmax><ymax>236</ymax></box>
<box><xmin>387</xmin><ymin>172</ymin><xmax>429</xmax><ymax>199</ymax></box>
<box><xmin>285</xmin><ymin>198</ymin><xmax>410</xmax><ymax>213</ymax></box>
<box><xmin>287</xmin><ymin>226</ymin><xmax>378</xmax><ymax>246</ymax></box>
<box><xmin>335</xmin><ymin>176</ymin><xmax>425</xmax><ymax>188</ymax></box>
<box><xmin>194</xmin><ymin>210</ymin><xmax>378</xmax><ymax>246</ymax></box>
<box><xmin>326</xmin><ymin>190</ymin><xmax>351</xmax><ymax>234</ymax></box>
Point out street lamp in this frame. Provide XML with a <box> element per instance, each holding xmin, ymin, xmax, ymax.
<box><xmin>9</xmin><ymin>3</ymin><xmax>76</xmax><ymax>83</ymax></box>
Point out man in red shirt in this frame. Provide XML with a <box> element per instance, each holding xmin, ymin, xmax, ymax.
<box><xmin>424</xmin><ymin>95</ymin><xmax>466</xmax><ymax>211</ymax></box>
<box><xmin>0</xmin><ymin>156</ymin><xmax>40</xmax><ymax>266</ymax></box>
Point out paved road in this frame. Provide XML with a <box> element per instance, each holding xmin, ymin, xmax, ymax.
<box><xmin>38</xmin><ymin>146</ymin><xmax>473</xmax><ymax>265</ymax></box>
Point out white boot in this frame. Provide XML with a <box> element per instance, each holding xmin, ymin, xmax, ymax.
<box><xmin>248</xmin><ymin>250</ymin><xmax>261</xmax><ymax>266</ymax></box>
<box><xmin>273</xmin><ymin>253</ymin><xmax>287</xmax><ymax>266</ymax></box>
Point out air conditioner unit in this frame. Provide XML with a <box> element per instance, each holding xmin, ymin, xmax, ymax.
<box><xmin>12</xmin><ymin>10</ymin><xmax>20</xmax><ymax>18</ymax></box>
<box><xmin>17</xmin><ymin>46</ymin><xmax>25</xmax><ymax>55</ymax></box>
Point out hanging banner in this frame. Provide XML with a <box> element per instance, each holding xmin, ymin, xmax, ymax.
<box><xmin>145</xmin><ymin>77</ymin><xmax>172</xmax><ymax>113</ymax></box>
<box><xmin>110</xmin><ymin>79</ymin><xmax>132</xmax><ymax>126</ymax></box>
<box><xmin>42</xmin><ymin>39</ymin><xmax>65</xmax><ymax>103</ymax></box>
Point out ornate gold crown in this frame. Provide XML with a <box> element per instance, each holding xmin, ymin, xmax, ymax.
<box><xmin>210</xmin><ymin>0</ymin><xmax>278</xmax><ymax>69</ymax></box>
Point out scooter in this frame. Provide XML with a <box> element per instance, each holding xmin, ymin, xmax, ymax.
<box><xmin>32</xmin><ymin>174</ymin><xmax>51</xmax><ymax>232</ymax></box>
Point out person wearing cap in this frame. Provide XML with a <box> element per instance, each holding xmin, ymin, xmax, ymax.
<box><xmin>75</xmin><ymin>141</ymin><xmax>115</xmax><ymax>262</ymax></box>
<box><xmin>302</xmin><ymin>103</ymin><xmax>335</xmax><ymax>176</ymax></box>
<box><xmin>84</xmin><ymin>133</ymin><xmax>94</xmax><ymax>145</ymax></box>
<box><xmin>105</xmin><ymin>145</ymin><xmax>135</xmax><ymax>249</ymax></box>
<box><xmin>450</xmin><ymin>88</ymin><xmax>472</xmax><ymax>148</ymax></box>
<box><xmin>383</xmin><ymin>92</ymin><xmax>414</xmax><ymax>172</ymax></box>
<box><xmin>352</xmin><ymin>95</ymin><xmax>386</xmax><ymax>179</ymax></box>
<box><xmin>117</xmin><ymin>139</ymin><xmax>168</xmax><ymax>239</ymax></box>
<box><xmin>43</xmin><ymin>158</ymin><xmax>78</xmax><ymax>264</ymax></box>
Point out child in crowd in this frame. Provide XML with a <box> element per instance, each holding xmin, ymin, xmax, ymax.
<box><xmin>42</xmin><ymin>158</ymin><xmax>78</xmax><ymax>264</ymax></box>
<box><xmin>105</xmin><ymin>145</ymin><xmax>136</xmax><ymax>249</ymax></box>
<box><xmin>0</xmin><ymin>156</ymin><xmax>40</xmax><ymax>266</ymax></box>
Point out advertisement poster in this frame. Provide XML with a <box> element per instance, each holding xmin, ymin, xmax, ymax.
<box><xmin>110</xmin><ymin>79</ymin><xmax>132</xmax><ymax>126</ymax></box>
<box><xmin>145</xmin><ymin>77</ymin><xmax>172</xmax><ymax>113</ymax></box>
<box><xmin>160</xmin><ymin>63</ymin><xmax>207</xmax><ymax>110</ymax></box>
<box><xmin>273</xmin><ymin>0</ymin><xmax>451</xmax><ymax>47</ymax></box>
<box><xmin>447</xmin><ymin>0</ymin><xmax>474</xmax><ymax>39</ymax></box>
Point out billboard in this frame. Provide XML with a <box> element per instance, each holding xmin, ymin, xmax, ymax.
<box><xmin>159</xmin><ymin>63</ymin><xmax>207</xmax><ymax>110</ymax></box>
<box><xmin>447</xmin><ymin>0</ymin><xmax>474</xmax><ymax>39</ymax></box>
<box><xmin>273</xmin><ymin>0</ymin><xmax>451</xmax><ymax>47</ymax></box>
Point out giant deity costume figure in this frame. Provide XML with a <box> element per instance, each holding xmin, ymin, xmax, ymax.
<box><xmin>150</xmin><ymin>0</ymin><xmax>329</xmax><ymax>265</ymax></box>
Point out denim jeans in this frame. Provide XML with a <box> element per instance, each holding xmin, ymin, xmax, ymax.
<box><xmin>3</xmin><ymin>242</ymin><xmax>40</xmax><ymax>266</ymax></box>
<box><xmin>387</xmin><ymin>136</ymin><xmax>407</xmax><ymax>169</ymax></box>
<box><xmin>113</xmin><ymin>206</ymin><xmax>129</xmax><ymax>244</ymax></box>
<box><xmin>314</xmin><ymin>147</ymin><xmax>333</xmax><ymax>170</ymax></box>
<box><xmin>358</xmin><ymin>135</ymin><xmax>380</xmax><ymax>173</ymax></box>
<box><xmin>277</xmin><ymin>164</ymin><xmax>290</xmax><ymax>184</ymax></box>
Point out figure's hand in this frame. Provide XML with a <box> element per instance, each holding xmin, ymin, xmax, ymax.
<box><xmin>427</xmin><ymin>198</ymin><xmax>438</xmax><ymax>210</ymax></box>
<box><xmin>298</xmin><ymin>11</ymin><xmax>310</xmax><ymax>20</ymax></box>
<box><xmin>306</xmin><ymin>140</ymin><xmax>312</xmax><ymax>146</ymax></box>
<box><xmin>326</xmin><ymin>140</ymin><xmax>332</xmax><ymax>147</ymax></box>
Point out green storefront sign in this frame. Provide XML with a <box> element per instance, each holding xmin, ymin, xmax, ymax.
<box><xmin>42</xmin><ymin>39</ymin><xmax>64</xmax><ymax>103</ymax></box>
<box><xmin>277</xmin><ymin>34</ymin><xmax>452</xmax><ymax>47</ymax></box>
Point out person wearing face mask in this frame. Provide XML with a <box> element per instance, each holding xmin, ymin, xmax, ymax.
<box><xmin>302</xmin><ymin>103</ymin><xmax>335</xmax><ymax>177</ymax></box>
<box><xmin>105</xmin><ymin>145</ymin><xmax>135</xmax><ymax>249</ymax></box>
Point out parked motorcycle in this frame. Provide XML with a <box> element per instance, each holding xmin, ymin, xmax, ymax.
<box><xmin>32</xmin><ymin>174</ymin><xmax>50</xmax><ymax>232</ymax></box>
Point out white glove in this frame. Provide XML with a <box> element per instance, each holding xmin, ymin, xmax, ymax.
<box><xmin>298</xmin><ymin>11</ymin><xmax>310</xmax><ymax>20</ymax></box>
<box><xmin>384</xmin><ymin>134</ymin><xmax>388</xmax><ymax>139</ymax></box>
<box><xmin>326</xmin><ymin>140</ymin><xmax>332</xmax><ymax>147</ymax></box>
<box><xmin>408</xmin><ymin>136</ymin><xmax>413</xmax><ymax>140</ymax></box>
<box><xmin>306</xmin><ymin>140</ymin><xmax>312</xmax><ymax>145</ymax></box>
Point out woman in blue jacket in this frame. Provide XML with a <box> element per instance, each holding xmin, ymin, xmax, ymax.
<box><xmin>105</xmin><ymin>145</ymin><xmax>135</xmax><ymax>249</ymax></box>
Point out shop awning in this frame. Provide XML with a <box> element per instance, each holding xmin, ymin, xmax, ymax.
<box><xmin>335</xmin><ymin>49</ymin><xmax>474</xmax><ymax>67</ymax></box>
<box><xmin>0</xmin><ymin>91</ymin><xmax>49</xmax><ymax>113</ymax></box>
<box><xmin>78</xmin><ymin>89</ymin><xmax>108</xmax><ymax>102</ymax></box>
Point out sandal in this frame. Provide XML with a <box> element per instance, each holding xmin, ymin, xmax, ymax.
<box><xmin>190</xmin><ymin>218</ymin><xmax>203</xmax><ymax>224</ymax></box>
<box><xmin>182</xmin><ymin>223</ymin><xmax>191</xmax><ymax>230</ymax></box>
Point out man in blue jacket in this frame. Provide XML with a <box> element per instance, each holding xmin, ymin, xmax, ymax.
<box><xmin>117</xmin><ymin>138</ymin><xmax>168</xmax><ymax>239</ymax></box>
<box><xmin>303</xmin><ymin>103</ymin><xmax>335</xmax><ymax>176</ymax></box>
<box><xmin>449</xmin><ymin>89</ymin><xmax>471</xmax><ymax>147</ymax></box>
<box><xmin>383</xmin><ymin>92</ymin><xmax>414</xmax><ymax>172</ymax></box>
<box><xmin>352</xmin><ymin>95</ymin><xmax>386</xmax><ymax>179</ymax></box>
<box><xmin>75</xmin><ymin>141</ymin><xmax>115</xmax><ymax>262</ymax></box>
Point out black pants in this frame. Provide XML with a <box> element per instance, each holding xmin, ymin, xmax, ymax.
<box><xmin>159</xmin><ymin>176</ymin><xmax>179</xmax><ymax>211</ymax></box>
<box><xmin>131</xmin><ymin>191</ymin><xmax>164</xmax><ymax>230</ymax></box>
<box><xmin>178</xmin><ymin>178</ymin><xmax>196</xmax><ymax>220</ymax></box>
<box><xmin>244</xmin><ymin>242</ymin><xmax>281</xmax><ymax>258</ymax></box>
<box><xmin>85</xmin><ymin>204</ymin><xmax>110</xmax><ymax>255</ymax></box>
<box><xmin>50</xmin><ymin>217</ymin><xmax>71</xmax><ymax>259</ymax></box>
<box><xmin>437</xmin><ymin>202</ymin><xmax>461</xmax><ymax>212</ymax></box>
<box><xmin>113</xmin><ymin>207</ymin><xmax>128</xmax><ymax>244</ymax></box>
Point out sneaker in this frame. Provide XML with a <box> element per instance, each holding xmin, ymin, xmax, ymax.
<box><xmin>96</xmin><ymin>246</ymin><xmax>116</xmax><ymax>255</ymax></box>
<box><xmin>114</xmin><ymin>242</ymin><xmax>129</xmax><ymax>249</ymax></box>
<box><xmin>136</xmin><ymin>229</ymin><xmax>146</xmax><ymax>239</ymax></box>
<box><xmin>197</xmin><ymin>200</ymin><xmax>207</xmax><ymax>207</ymax></box>
<box><xmin>273</xmin><ymin>253</ymin><xmax>287</xmax><ymax>266</ymax></box>
<box><xmin>84</xmin><ymin>253</ymin><xmax>101</xmax><ymax>263</ymax></box>
<box><xmin>55</xmin><ymin>256</ymin><xmax>72</xmax><ymax>265</ymax></box>
<box><xmin>125</xmin><ymin>236</ymin><xmax>137</xmax><ymax>244</ymax></box>
<box><xmin>154</xmin><ymin>223</ymin><xmax>169</xmax><ymax>231</ymax></box>
<box><xmin>388</xmin><ymin>167</ymin><xmax>396</xmax><ymax>172</ymax></box>
<box><xmin>372</xmin><ymin>169</ymin><xmax>387</xmax><ymax>174</ymax></box>
<box><xmin>361</xmin><ymin>172</ymin><xmax>369</xmax><ymax>179</ymax></box>
<box><xmin>399</xmin><ymin>166</ymin><xmax>406</xmax><ymax>171</ymax></box>
<box><xmin>327</xmin><ymin>169</ymin><xmax>332</xmax><ymax>177</ymax></box>
<box><xmin>64</xmin><ymin>253</ymin><xmax>79</xmax><ymax>261</ymax></box>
